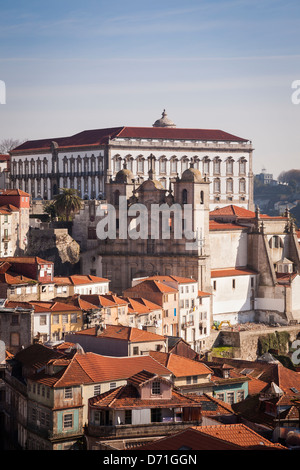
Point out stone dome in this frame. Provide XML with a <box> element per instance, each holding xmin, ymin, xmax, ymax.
<box><xmin>115</xmin><ymin>168</ymin><xmax>134</xmax><ymax>184</ymax></box>
<box><xmin>181</xmin><ymin>167</ymin><xmax>203</xmax><ymax>183</ymax></box>
<box><xmin>153</xmin><ymin>109</ymin><xmax>176</xmax><ymax>128</ymax></box>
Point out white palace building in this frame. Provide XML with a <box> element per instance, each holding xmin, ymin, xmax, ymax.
<box><xmin>9</xmin><ymin>110</ymin><xmax>254</xmax><ymax>211</ymax></box>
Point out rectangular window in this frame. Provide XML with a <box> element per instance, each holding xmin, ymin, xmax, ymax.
<box><xmin>232</xmin><ymin>279</ymin><xmax>236</xmax><ymax>289</ymax></box>
<box><xmin>152</xmin><ymin>381</ymin><xmax>161</xmax><ymax>395</ymax></box>
<box><xmin>39</xmin><ymin>315</ymin><xmax>47</xmax><ymax>326</ymax></box>
<box><xmin>70</xmin><ymin>313</ymin><xmax>77</xmax><ymax>323</ymax></box>
<box><xmin>237</xmin><ymin>390</ymin><xmax>245</xmax><ymax>402</ymax></box>
<box><xmin>133</xmin><ymin>346</ymin><xmax>139</xmax><ymax>355</ymax></box>
<box><xmin>227</xmin><ymin>392</ymin><xmax>235</xmax><ymax>404</ymax></box>
<box><xmin>52</xmin><ymin>315</ymin><xmax>59</xmax><ymax>324</ymax></box>
<box><xmin>94</xmin><ymin>385</ymin><xmax>101</xmax><ymax>396</ymax></box>
<box><xmin>63</xmin><ymin>413</ymin><xmax>73</xmax><ymax>429</ymax></box>
<box><xmin>62</xmin><ymin>314</ymin><xmax>68</xmax><ymax>324</ymax></box>
<box><xmin>213</xmin><ymin>280</ymin><xmax>217</xmax><ymax>290</ymax></box>
<box><xmin>110</xmin><ymin>382</ymin><xmax>117</xmax><ymax>390</ymax></box>
<box><xmin>216</xmin><ymin>393</ymin><xmax>225</xmax><ymax>401</ymax></box>
<box><xmin>64</xmin><ymin>387</ymin><xmax>73</xmax><ymax>399</ymax></box>
<box><xmin>125</xmin><ymin>410</ymin><xmax>132</xmax><ymax>425</ymax></box>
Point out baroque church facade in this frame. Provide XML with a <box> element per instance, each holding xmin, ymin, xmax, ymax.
<box><xmin>9</xmin><ymin>110</ymin><xmax>254</xmax><ymax>211</ymax></box>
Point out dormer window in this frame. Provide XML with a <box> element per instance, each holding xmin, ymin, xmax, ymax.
<box><xmin>223</xmin><ymin>369</ymin><xmax>230</xmax><ymax>379</ymax></box>
<box><xmin>152</xmin><ymin>381</ymin><xmax>161</xmax><ymax>395</ymax></box>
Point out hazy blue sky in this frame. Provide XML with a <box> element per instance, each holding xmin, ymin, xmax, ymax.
<box><xmin>0</xmin><ymin>0</ymin><xmax>300</xmax><ymax>177</ymax></box>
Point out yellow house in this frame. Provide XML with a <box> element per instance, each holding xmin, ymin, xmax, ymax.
<box><xmin>30</xmin><ymin>301</ymin><xmax>83</xmax><ymax>342</ymax></box>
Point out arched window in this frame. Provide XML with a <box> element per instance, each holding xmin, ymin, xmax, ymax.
<box><xmin>137</xmin><ymin>157</ymin><xmax>144</xmax><ymax>174</ymax></box>
<box><xmin>226</xmin><ymin>157</ymin><xmax>234</xmax><ymax>175</ymax></box>
<box><xmin>159</xmin><ymin>156</ymin><xmax>167</xmax><ymax>174</ymax></box>
<box><xmin>43</xmin><ymin>158</ymin><xmax>48</xmax><ymax>175</ymax></box>
<box><xmin>200</xmin><ymin>191</ymin><xmax>204</xmax><ymax>204</ymax></box>
<box><xmin>203</xmin><ymin>157</ymin><xmax>210</xmax><ymax>175</ymax></box>
<box><xmin>31</xmin><ymin>159</ymin><xmax>35</xmax><ymax>175</ymax></box>
<box><xmin>226</xmin><ymin>178</ymin><xmax>233</xmax><ymax>193</ymax></box>
<box><xmin>269</xmin><ymin>235</ymin><xmax>283</xmax><ymax>249</ymax></box>
<box><xmin>18</xmin><ymin>160</ymin><xmax>23</xmax><ymax>176</ymax></box>
<box><xmin>91</xmin><ymin>155</ymin><xmax>96</xmax><ymax>173</ymax></box>
<box><xmin>181</xmin><ymin>157</ymin><xmax>189</xmax><ymax>172</ymax></box>
<box><xmin>77</xmin><ymin>156</ymin><xmax>82</xmax><ymax>173</ymax></box>
<box><xmin>213</xmin><ymin>157</ymin><xmax>221</xmax><ymax>175</ymax></box>
<box><xmin>239</xmin><ymin>158</ymin><xmax>247</xmax><ymax>175</ymax></box>
<box><xmin>170</xmin><ymin>157</ymin><xmax>178</xmax><ymax>174</ymax></box>
<box><xmin>182</xmin><ymin>189</ymin><xmax>188</xmax><ymax>205</ymax></box>
<box><xmin>214</xmin><ymin>178</ymin><xmax>221</xmax><ymax>193</ymax></box>
<box><xmin>125</xmin><ymin>155</ymin><xmax>133</xmax><ymax>171</ymax></box>
<box><xmin>239</xmin><ymin>178</ymin><xmax>246</xmax><ymax>193</ymax></box>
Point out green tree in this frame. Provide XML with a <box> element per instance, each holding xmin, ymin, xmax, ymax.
<box><xmin>53</xmin><ymin>188</ymin><xmax>82</xmax><ymax>222</ymax></box>
<box><xmin>44</xmin><ymin>201</ymin><xmax>58</xmax><ymax>220</ymax></box>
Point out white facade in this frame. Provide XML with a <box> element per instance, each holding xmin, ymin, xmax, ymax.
<box><xmin>33</xmin><ymin>311</ymin><xmax>51</xmax><ymax>343</ymax></box>
<box><xmin>211</xmin><ymin>271</ymin><xmax>257</xmax><ymax>325</ymax></box>
<box><xmin>73</xmin><ymin>280</ymin><xmax>110</xmax><ymax>296</ymax></box>
<box><xmin>10</xmin><ymin>149</ymin><xmax>105</xmax><ymax>201</ymax></box>
<box><xmin>9</xmin><ymin>113</ymin><xmax>253</xmax><ymax>211</ymax></box>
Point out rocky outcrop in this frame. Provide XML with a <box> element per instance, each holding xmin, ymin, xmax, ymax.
<box><xmin>26</xmin><ymin>228</ymin><xmax>80</xmax><ymax>276</ymax></box>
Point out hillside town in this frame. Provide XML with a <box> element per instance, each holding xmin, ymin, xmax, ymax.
<box><xmin>0</xmin><ymin>111</ymin><xmax>299</xmax><ymax>453</ymax></box>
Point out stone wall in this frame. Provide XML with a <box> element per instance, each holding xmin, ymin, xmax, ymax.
<box><xmin>27</xmin><ymin>227</ymin><xmax>80</xmax><ymax>276</ymax></box>
<box><xmin>207</xmin><ymin>325</ymin><xmax>300</xmax><ymax>361</ymax></box>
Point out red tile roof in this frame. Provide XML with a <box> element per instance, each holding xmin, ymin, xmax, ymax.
<box><xmin>122</xmin><ymin>297</ymin><xmax>162</xmax><ymax>315</ymax></box>
<box><xmin>12</xmin><ymin>127</ymin><xmax>249</xmax><ymax>153</ymax></box>
<box><xmin>188</xmin><ymin>393</ymin><xmax>235</xmax><ymax>416</ymax></box>
<box><xmin>75</xmin><ymin>324</ymin><xmax>165</xmax><ymax>342</ymax></box>
<box><xmin>191</xmin><ymin>424</ymin><xmax>286</xmax><ymax>449</ymax></box>
<box><xmin>140</xmin><ymin>424</ymin><xmax>286</xmax><ymax>450</ymax></box>
<box><xmin>211</xmin><ymin>267</ymin><xmax>257</xmax><ymax>278</ymax></box>
<box><xmin>125</xmin><ymin>279</ymin><xmax>178</xmax><ymax>294</ymax></box>
<box><xmin>210</xmin><ymin>205</ymin><xmax>287</xmax><ymax>220</ymax></box>
<box><xmin>29</xmin><ymin>300</ymin><xmax>81</xmax><ymax>312</ymax></box>
<box><xmin>0</xmin><ymin>189</ymin><xmax>30</xmax><ymax>197</ymax></box>
<box><xmin>30</xmin><ymin>352</ymin><xmax>172</xmax><ymax>387</ymax></box>
<box><xmin>148</xmin><ymin>351</ymin><xmax>212</xmax><ymax>377</ymax></box>
<box><xmin>89</xmin><ymin>380</ymin><xmax>201</xmax><ymax>410</ymax></box>
<box><xmin>54</xmin><ymin>275</ymin><xmax>109</xmax><ymax>285</ymax></box>
<box><xmin>0</xmin><ymin>273</ymin><xmax>36</xmax><ymax>285</ymax></box>
<box><xmin>80</xmin><ymin>294</ymin><xmax>128</xmax><ymax>307</ymax></box>
<box><xmin>209</xmin><ymin>220</ymin><xmax>248</xmax><ymax>231</ymax></box>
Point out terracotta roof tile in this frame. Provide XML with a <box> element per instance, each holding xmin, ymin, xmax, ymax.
<box><xmin>12</xmin><ymin>127</ymin><xmax>248</xmax><ymax>153</ymax></box>
<box><xmin>125</xmin><ymin>279</ymin><xmax>178</xmax><ymax>294</ymax></box>
<box><xmin>149</xmin><ymin>351</ymin><xmax>212</xmax><ymax>377</ymax></box>
<box><xmin>53</xmin><ymin>275</ymin><xmax>109</xmax><ymax>285</ymax></box>
<box><xmin>211</xmin><ymin>267</ymin><xmax>257</xmax><ymax>277</ymax></box>
<box><xmin>49</xmin><ymin>352</ymin><xmax>172</xmax><ymax>387</ymax></box>
<box><xmin>140</xmin><ymin>424</ymin><xmax>286</xmax><ymax>450</ymax></box>
<box><xmin>209</xmin><ymin>220</ymin><xmax>248</xmax><ymax>230</ymax></box>
<box><xmin>122</xmin><ymin>297</ymin><xmax>162</xmax><ymax>315</ymax></box>
<box><xmin>80</xmin><ymin>294</ymin><xmax>127</xmax><ymax>307</ymax></box>
<box><xmin>75</xmin><ymin>324</ymin><xmax>165</xmax><ymax>342</ymax></box>
<box><xmin>89</xmin><ymin>381</ymin><xmax>201</xmax><ymax>410</ymax></box>
<box><xmin>192</xmin><ymin>424</ymin><xmax>286</xmax><ymax>449</ymax></box>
